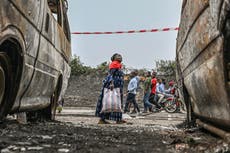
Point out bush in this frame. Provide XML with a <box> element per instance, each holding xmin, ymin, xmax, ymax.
<box><xmin>70</xmin><ymin>55</ymin><xmax>109</xmax><ymax>76</ymax></box>
<box><xmin>155</xmin><ymin>60</ymin><xmax>176</xmax><ymax>81</ymax></box>
<box><xmin>70</xmin><ymin>55</ymin><xmax>92</xmax><ymax>76</ymax></box>
<box><xmin>70</xmin><ymin>56</ymin><xmax>176</xmax><ymax>82</ymax></box>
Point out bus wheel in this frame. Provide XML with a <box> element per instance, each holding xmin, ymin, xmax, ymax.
<box><xmin>0</xmin><ymin>53</ymin><xmax>12</xmax><ymax>121</ymax></box>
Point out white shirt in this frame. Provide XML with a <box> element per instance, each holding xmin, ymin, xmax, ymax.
<box><xmin>128</xmin><ymin>76</ymin><xmax>139</xmax><ymax>94</ymax></box>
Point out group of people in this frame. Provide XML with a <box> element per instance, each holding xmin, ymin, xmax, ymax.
<box><xmin>142</xmin><ymin>71</ymin><xmax>175</xmax><ymax>113</ymax></box>
<box><xmin>95</xmin><ymin>53</ymin><xmax>175</xmax><ymax>124</ymax></box>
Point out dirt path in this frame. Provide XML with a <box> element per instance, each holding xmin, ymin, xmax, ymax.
<box><xmin>57</xmin><ymin>107</ymin><xmax>186</xmax><ymax>127</ymax></box>
<box><xmin>0</xmin><ymin>107</ymin><xmax>229</xmax><ymax>153</ymax></box>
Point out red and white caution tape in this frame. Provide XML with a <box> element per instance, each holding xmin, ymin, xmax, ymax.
<box><xmin>72</xmin><ymin>27</ymin><xmax>179</xmax><ymax>35</ymax></box>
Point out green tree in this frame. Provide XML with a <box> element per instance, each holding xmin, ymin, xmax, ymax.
<box><xmin>137</xmin><ymin>68</ymin><xmax>148</xmax><ymax>76</ymax></box>
<box><xmin>70</xmin><ymin>55</ymin><xmax>92</xmax><ymax>76</ymax></box>
<box><xmin>155</xmin><ymin>60</ymin><xmax>176</xmax><ymax>81</ymax></box>
<box><xmin>156</xmin><ymin>60</ymin><xmax>176</xmax><ymax>75</ymax></box>
<box><xmin>96</xmin><ymin>61</ymin><xmax>109</xmax><ymax>74</ymax></box>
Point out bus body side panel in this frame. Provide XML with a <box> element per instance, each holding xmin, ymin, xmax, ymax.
<box><xmin>19</xmin><ymin>0</ymin><xmax>71</xmax><ymax>111</ymax></box>
<box><xmin>177</xmin><ymin>0</ymin><xmax>230</xmax><ymax>128</ymax></box>
<box><xmin>0</xmin><ymin>0</ymin><xmax>43</xmax><ymax>112</ymax></box>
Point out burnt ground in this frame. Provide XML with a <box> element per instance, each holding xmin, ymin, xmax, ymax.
<box><xmin>0</xmin><ymin>110</ymin><xmax>229</xmax><ymax>153</ymax></box>
<box><xmin>0</xmin><ymin>75</ymin><xmax>230</xmax><ymax>153</ymax></box>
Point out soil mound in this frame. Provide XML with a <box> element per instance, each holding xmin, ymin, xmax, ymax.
<box><xmin>64</xmin><ymin>74</ymin><xmax>144</xmax><ymax>108</ymax></box>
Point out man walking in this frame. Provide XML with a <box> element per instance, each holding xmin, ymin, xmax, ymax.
<box><xmin>142</xmin><ymin>71</ymin><xmax>154</xmax><ymax>113</ymax></box>
<box><xmin>149</xmin><ymin>72</ymin><xmax>158</xmax><ymax>107</ymax></box>
<box><xmin>124</xmin><ymin>70</ymin><xmax>140</xmax><ymax>114</ymax></box>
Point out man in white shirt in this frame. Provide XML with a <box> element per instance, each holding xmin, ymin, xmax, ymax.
<box><xmin>156</xmin><ymin>78</ymin><xmax>165</xmax><ymax>105</ymax></box>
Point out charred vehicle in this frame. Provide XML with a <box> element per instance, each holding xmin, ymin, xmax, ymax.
<box><xmin>176</xmin><ymin>0</ymin><xmax>230</xmax><ymax>130</ymax></box>
<box><xmin>0</xmin><ymin>0</ymin><xmax>71</xmax><ymax>120</ymax></box>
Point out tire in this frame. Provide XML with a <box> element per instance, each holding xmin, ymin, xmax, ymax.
<box><xmin>0</xmin><ymin>64</ymin><xmax>5</xmax><ymax>105</ymax></box>
<box><xmin>0</xmin><ymin>52</ymin><xmax>12</xmax><ymax>121</ymax></box>
<box><xmin>164</xmin><ymin>99</ymin><xmax>177</xmax><ymax>113</ymax></box>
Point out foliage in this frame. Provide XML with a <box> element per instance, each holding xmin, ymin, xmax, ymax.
<box><xmin>70</xmin><ymin>55</ymin><xmax>93</xmax><ymax>76</ymax></box>
<box><xmin>70</xmin><ymin>55</ymin><xmax>176</xmax><ymax>81</ymax></box>
<box><xmin>137</xmin><ymin>68</ymin><xmax>149</xmax><ymax>76</ymax></box>
<box><xmin>96</xmin><ymin>61</ymin><xmax>109</xmax><ymax>74</ymax></box>
<box><xmin>70</xmin><ymin>55</ymin><xmax>110</xmax><ymax>76</ymax></box>
<box><xmin>155</xmin><ymin>60</ymin><xmax>176</xmax><ymax>81</ymax></box>
<box><xmin>156</xmin><ymin>60</ymin><xmax>176</xmax><ymax>75</ymax></box>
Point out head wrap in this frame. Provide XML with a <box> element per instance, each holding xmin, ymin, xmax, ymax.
<box><xmin>109</xmin><ymin>61</ymin><xmax>122</xmax><ymax>69</ymax></box>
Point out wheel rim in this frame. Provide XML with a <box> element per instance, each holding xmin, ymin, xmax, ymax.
<box><xmin>0</xmin><ymin>66</ymin><xmax>5</xmax><ymax>105</ymax></box>
<box><xmin>166</xmin><ymin>104</ymin><xmax>177</xmax><ymax>112</ymax></box>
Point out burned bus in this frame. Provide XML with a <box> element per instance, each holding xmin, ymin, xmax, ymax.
<box><xmin>176</xmin><ymin>0</ymin><xmax>230</xmax><ymax>130</ymax></box>
<box><xmin>0</xmin><ymin>0</ymin><xmax>71</xmax><ymax>120</ymax></box>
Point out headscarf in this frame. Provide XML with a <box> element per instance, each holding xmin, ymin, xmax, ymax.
<box><xmin>109</xmin><ymin>60</ymin><xmax>122</xmax><ymax>69</ymax></box>
<box><xmin>109</xmin><ymin>53</ymin><xmax>122</xmax><ymax>69</ymax></box>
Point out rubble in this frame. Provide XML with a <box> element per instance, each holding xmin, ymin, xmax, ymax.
<box><xmin>0</xmin><ymin>74</ymin><xmax>229</xmax><ymax>152</ymax></box>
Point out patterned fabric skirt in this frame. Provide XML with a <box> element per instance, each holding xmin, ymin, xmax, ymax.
<box><xmin>95</xmin><ymin>88</ymin><xmax>122</xmax><ymax>121</ymax></box>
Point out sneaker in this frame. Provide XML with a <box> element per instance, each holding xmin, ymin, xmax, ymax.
<box><xmin>149</xmin><ymin>107</ymin><xmax>154</xmax><ymax>112</ymax></box>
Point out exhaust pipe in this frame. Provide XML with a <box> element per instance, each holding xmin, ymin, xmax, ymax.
<box><xmin>196</xmin><ymin>119</ymin><xmax>230</xmax><ymax>143</ymax></box>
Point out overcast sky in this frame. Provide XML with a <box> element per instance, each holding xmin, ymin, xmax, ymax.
<box><xmin>68</xmin><ymin>0</ymin><xmax>183</xmax><ymax>69</ymax></box>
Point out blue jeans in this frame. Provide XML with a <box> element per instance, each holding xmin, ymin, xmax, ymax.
<box><xmin>143</xmin><ymin>91</ymin><xmax>152</xmax><ymax>111</ymax></box>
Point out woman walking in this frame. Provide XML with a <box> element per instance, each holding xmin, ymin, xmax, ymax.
<box><xmin>95</xmin><ymin>53</ymin><xmax>126</xmax><ymax>124</ymax></box>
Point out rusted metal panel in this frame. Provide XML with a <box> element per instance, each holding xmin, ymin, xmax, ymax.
<box><xmin>0</xmin><ymin>0</ymin><xmax>43</xmax><ymax>110</ymax></box>
<box><xmin>19</xmin><ymin>0</ymin><xmax>71</xmax><ymax>111</ymax></box>
<box><xmin>177</xmin><ymin>0</ymin><xmax>210</xmax><ymax>52</ymax></box>
<box><xmin>178</xmin><ymin>8</ymin><xmax>220</xmax><ymax>72</ymax></box>
<box><xmin>184</xmin><ymin>38</ymin><xmax>229</xmax><ymax>120</ymax></box>
<box><xmin>9</xmin><ymin>0</ymin><xmax>43</xmax><ymax>29</ymax></box>
<box><xmin>177</xmin><ymin>0</ymin><xmax>230</xmax><ymax>128</ymax></box>
<box><xmin>0</xmin><ymin>0</ymin><xmax>71</xmax><ymax>113</ymax></box>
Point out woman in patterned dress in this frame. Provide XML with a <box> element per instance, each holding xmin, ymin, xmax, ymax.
<box><xmin>95</xmin><ymin>53</ymin><xmax>126</xmax><ymax>124</ymax></box>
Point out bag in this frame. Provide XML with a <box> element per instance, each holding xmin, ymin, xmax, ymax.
<box><xmin>100</xmin><ymin>88</ymin><xmax>122</xmax><ymax>113</ymax></box>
